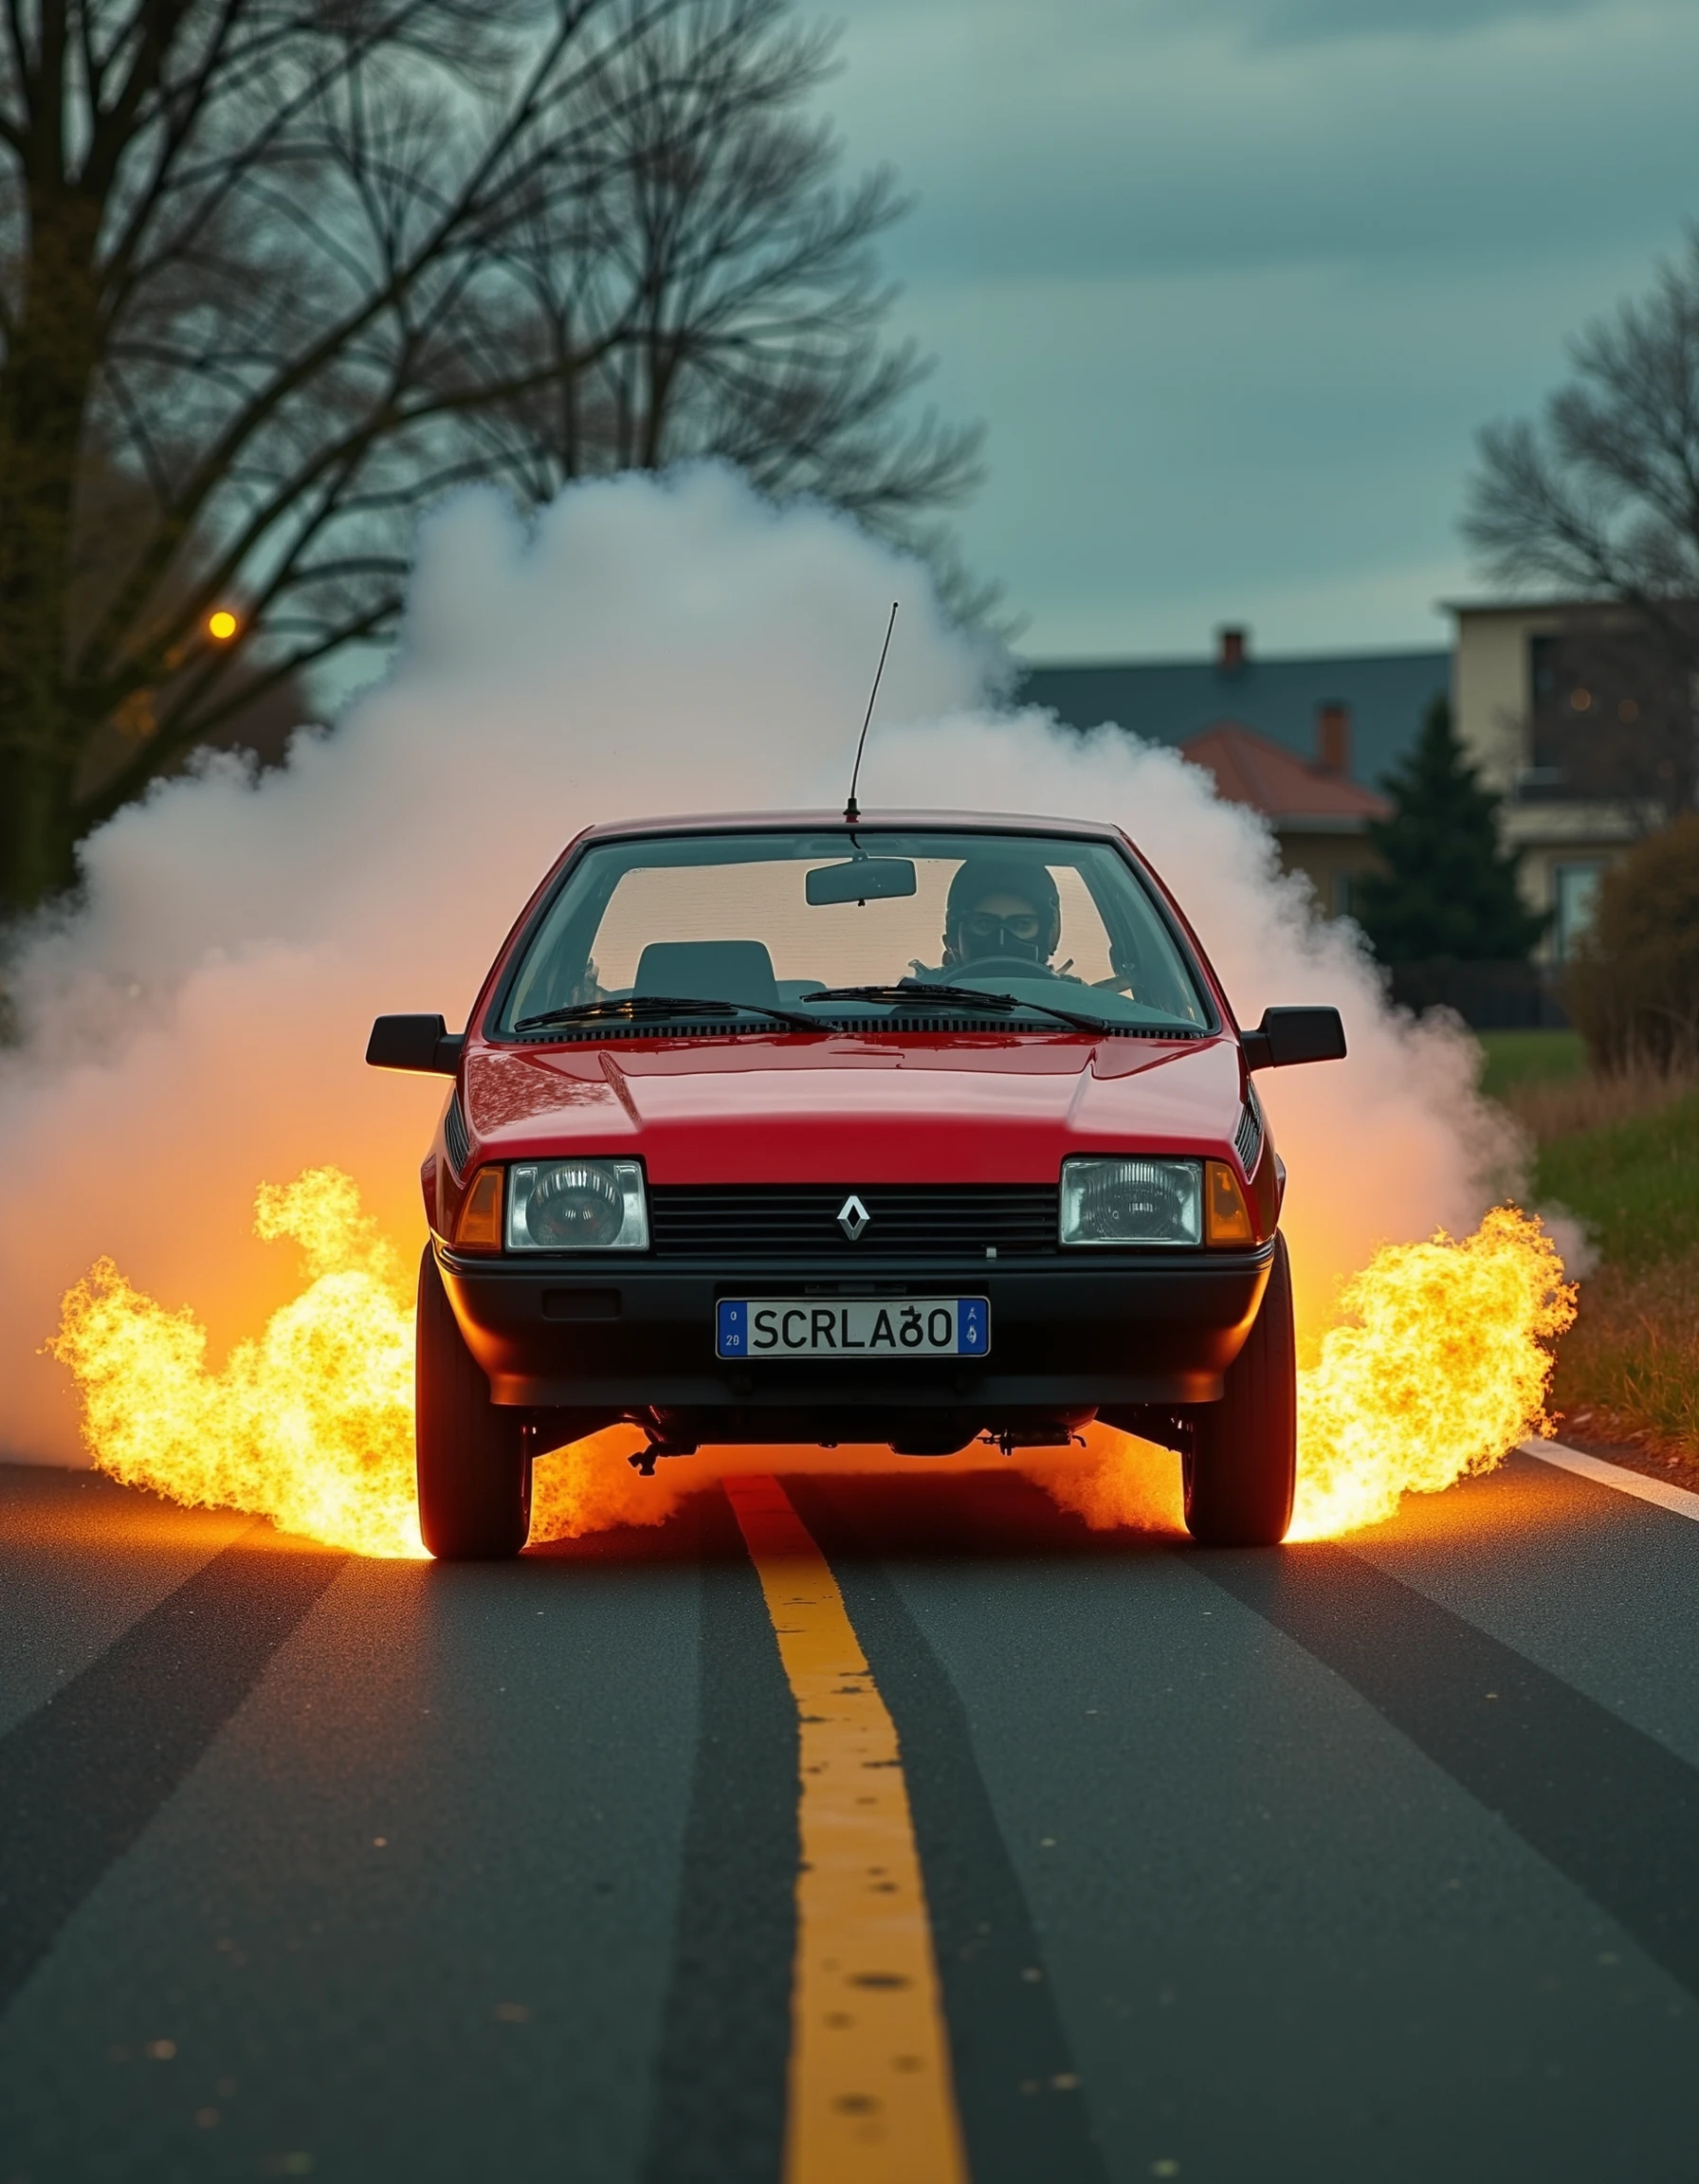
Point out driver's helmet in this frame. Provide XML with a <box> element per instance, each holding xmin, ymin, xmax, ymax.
<box><xmin>944</xmin><ymin>858</ymin><xmax>1062</xmax><ymax>966</ymax></box>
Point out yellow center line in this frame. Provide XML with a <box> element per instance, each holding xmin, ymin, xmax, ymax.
<box><xmin>723</xmin><ymin>1473</ymin><xmax>970</xmax><ymax>2184</ymax></box>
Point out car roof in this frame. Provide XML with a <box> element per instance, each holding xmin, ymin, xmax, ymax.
<box><xmin>572</xmin><ymin>808</ymin><xmax>1136</xmax><ymax>846</ymax></box>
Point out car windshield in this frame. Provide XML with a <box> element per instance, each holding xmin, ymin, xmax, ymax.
<box><xmin>497</xmin><ymin>828</ymin><xmax>1214</xmax><ymax>1037</ymax></box>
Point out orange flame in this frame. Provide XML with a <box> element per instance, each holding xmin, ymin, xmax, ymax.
<box><xmin>1034</xmin><ymin>1204</ymin><xmax>1578</xmax><ymax>1539</ymax></box>
<box><xmin>50</xmin><ymin>1168</ymin><xmax>425</xmax><ymax>1557</ymax></box>
<box><xmin>49</xmin><ymin>1166</ymin><xmax>677</xmax><ymax>1556</ymax></box>
<box><xmin>1288</xmin><ymin>1204</ymin><xmax>1576</xmax><ymax>1538</ymax></box>
<box><xmin>50</xmin><ymin>1174</ymin><xmax>1577</xmax><ymax>1556</ymax></box>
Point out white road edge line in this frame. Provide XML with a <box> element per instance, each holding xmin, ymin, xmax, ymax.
<box><xmin>1519</xmin><ymin>1438</ymin><xmax>1699</xmax><ymax>1523</ymax></box>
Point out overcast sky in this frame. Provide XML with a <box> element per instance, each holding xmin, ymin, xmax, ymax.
<box><xmin>813</xmin><ymin>0</ymin><xmax>1699</xmax><ymax>660</ymax></box>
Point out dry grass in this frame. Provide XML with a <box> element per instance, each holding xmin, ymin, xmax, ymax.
<box><xmin>1504</xmin><ymin>1058</ymin><xmax>1699</xmax><ymax>1146</ymax></box>
<box><xmin>1550</xmin><ymin>1249</ymin><xmax>1699</xmax><ymax>1465</ymax></box>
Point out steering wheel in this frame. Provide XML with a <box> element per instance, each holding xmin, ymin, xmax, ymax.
<box><xmin>951</xmin><ymin>954</ymin><xmax>1061</xmax><ymax>982</ymax></box>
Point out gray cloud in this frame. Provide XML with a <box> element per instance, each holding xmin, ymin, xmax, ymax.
<box><xmin>836</xmin><ymin>1</ymin><xmax>1698</xmax><ymax>290</ymax></box>
<box><xmin>818</xmin><ymin>0</ymin><xmax>1695</xmax><ymax>647</ymax></box>
<box><xmin>1186</xmin><ymin>0</ymin><xmax>1602</xmax><ymax>49</ymax></box>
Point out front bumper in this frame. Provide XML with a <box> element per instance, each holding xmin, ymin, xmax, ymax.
<box><xmin>438</xmin><ymin>1244</ymin><xmax>1275</xmax><ymax>1428</ymax></box>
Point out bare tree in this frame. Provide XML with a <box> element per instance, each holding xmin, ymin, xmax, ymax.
<box><xmin>1465</xmin><ymin>232</ymin><xmax>1699</xmax><ymax>814</ymax></box>
<box><xmin>0</xmin><ymin>0</ymin><xmax>981</xmax><ymax>917</ymax></box>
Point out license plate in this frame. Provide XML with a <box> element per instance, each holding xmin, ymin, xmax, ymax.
<box><xmin>718</xmin><ymin>1297</ymin><xmax>990</xmax><ymax>1359</ymax></box>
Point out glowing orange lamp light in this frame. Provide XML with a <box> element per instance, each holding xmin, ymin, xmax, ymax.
<box><xmin>1204</xmin><ymin>1160</ymin><xmax>1254</xmax><ymax>1246</ymax></box>
<box><xmin>456</xmin><ymin>1168</ymin><xmax>504</xmax><ymax>1248</ymax></box>
<box><xmin>207</xmin><ymin>610</ymin><xmax>239</xmax><ymax>642</ymax></box>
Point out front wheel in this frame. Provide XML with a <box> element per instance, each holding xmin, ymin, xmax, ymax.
<box><xmin>415</xmin><ymin>1246</ymin><xmax>532</xmax><ymax>1560</ymax></box>
<box><xmin>1182</xmin><ymin>1232</ymin><xmax>1296</xmax><ymax>1548</ymax></box>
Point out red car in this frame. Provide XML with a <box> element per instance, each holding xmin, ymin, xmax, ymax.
<box><xmin>369</xmin><ymin>810</ymin><xmax>1344</xmax><ymax>1558</ymax></box>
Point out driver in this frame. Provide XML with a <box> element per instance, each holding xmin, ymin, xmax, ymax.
<box><xmin>940</xmin><ymin>858</ymin><xmax>1062</xmax><ymax>974</ymax></box>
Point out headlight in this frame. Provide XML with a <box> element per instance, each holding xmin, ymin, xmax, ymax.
<box><xmin>1060</xmin><ymin>1156</ymin><xmax>1201</xmax><ymax>1246</ymax></box>
<box><xmin>506</xmin><ymin>1159</ymin><xmax>649</xmax><ymax>1250</ymax></box>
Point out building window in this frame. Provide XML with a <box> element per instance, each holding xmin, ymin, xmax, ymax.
<box><xmin>1524</xmin><ymin>631</ymin><xmax>1566</xmax><ymax>787</ymax></box>
<box><xmin>1529</xmin><ymin>631</ymin><xmax>1559</xmax><ymax>708</ymax></box>
<box><xmin>1552</xmin><ymin>860</ymin><xmax>1604</xmax><ymax>959</ymax></box>
<box><xmin>1331</xmin><ymin>870</ymin><xmax>1356</xmax><ymax>919</ymax></box>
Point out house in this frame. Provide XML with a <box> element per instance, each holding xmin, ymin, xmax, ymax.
<box><xmin>1175</xmin><ymin>716</ymin><xmax>1390</xmax><ymax>916</ymax></box>
<box><xmin>1017</xmin><ymin>627</ymin><xmax>1443</xmax><ymax>914</ymax></box>
<box><xmin>1450</xmin><ymin>600</ymin><xmax>1674</xmax><ymax>962</ymax></box>
<box><xmin>1022</xmin><ymin>611</ymin><xmax>1675</xmax><ymax>960</ymax></box>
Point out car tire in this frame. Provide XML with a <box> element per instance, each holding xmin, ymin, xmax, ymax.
<box><xmin>1182</xmin><ymin>1231</ymin><xmax>1296</xmax><ymax>1548</ymax></box>
<box><xmin>415</xmin><ymin>1245</ymin><xmax>532</xmax><ymax>1560</ymax></box>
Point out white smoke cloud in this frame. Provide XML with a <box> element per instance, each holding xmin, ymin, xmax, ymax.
<box><xmin>0</xmin><ymin>463</ymin><xmax>1517</xmax><ymax>1462</ymax></box>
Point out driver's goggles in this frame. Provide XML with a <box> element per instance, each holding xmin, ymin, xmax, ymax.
<box><xmin>963</xmin><ymin>911</ymin><xmax>1043</xmax><ymax>942</ymax></box>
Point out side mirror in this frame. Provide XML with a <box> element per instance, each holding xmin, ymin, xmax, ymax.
<box><xmin>366</xmin><ymin>1014</ymin><xmax>466</xmax><ymax>1074</ymax></box>
<box><xmin>1240</xmin><ymin>1005</ymin><xmax>1347</xmax><ymax>1072</ymax></box>
<box><xmin>805</xmin><ymin>857</ymin><xmax>918</xmax><ymax>906</ymax></box>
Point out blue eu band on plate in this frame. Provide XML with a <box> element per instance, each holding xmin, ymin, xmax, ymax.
<box><xmin>717</xmin><ymin>1297</ymin><xmax>991</xmax><ymax>1359</ymax></box>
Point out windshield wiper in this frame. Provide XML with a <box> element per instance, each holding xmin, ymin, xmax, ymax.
<box><xmin>515</xmin><ymin>993</ymin><xmax>826</xmax><ymax>1035</ymax></box>
<box><xmin>798</xmin><ymin>979</ymin><xmax>1112</xmax><ymax>1036</ymax></box>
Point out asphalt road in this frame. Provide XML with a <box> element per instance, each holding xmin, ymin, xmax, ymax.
<box><xmin>3</xmin><ymin>1447</ymin><xmax>1699</xmax><ymax>2183</ymax></box>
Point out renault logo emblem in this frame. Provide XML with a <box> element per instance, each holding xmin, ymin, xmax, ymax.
<box><xmin>837</xmin><ymin>1193</ymin><xmax>871</xmax><ymax>1241</ymax></box>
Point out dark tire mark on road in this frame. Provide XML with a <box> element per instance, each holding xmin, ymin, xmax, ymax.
<box><xmin>795</xmin><ymin>1476</ymin><xmax>1111</xmax><ymax>2184</ymax></box>
<box><xmin>642</xmin><ymin>1487</ymin><xmax>797</xmax><ymax>2184</ymax></box>
<box><xmin>0</xmin><ymin>1534</ymin><xmax>344</xmax><ymax>2012</ymax></box>
<box><xmin>1206</xmin><ymin>1543</ymin><xmax>1699</xmax><ymax>2000</ymax></box>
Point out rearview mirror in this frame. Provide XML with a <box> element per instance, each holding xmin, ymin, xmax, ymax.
<box><xmin>366</xmin><ymin>1013</ymin><xmax>465</xmax><ymax>1073</ymax></box>
<box><xmin>1240</xmin><ymin>1005</ymin><xmax>1347</xmax><ymax>1072</ymax></box>
<box><xmin>805</xmin><ymin>857</ymin><xmax>918</xmax><ymax>907</ymax></box>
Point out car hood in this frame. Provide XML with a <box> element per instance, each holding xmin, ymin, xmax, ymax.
<box><xmin>463</xmin><ymin>1034</ymin><xmax>1246</xmax><ymax>1184</ymax></box>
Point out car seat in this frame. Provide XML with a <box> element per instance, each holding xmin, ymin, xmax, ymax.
<box><xmin>633</xmin><ymin>940</ymin><xmax>782</xmax><ymax>1011</ymax></box>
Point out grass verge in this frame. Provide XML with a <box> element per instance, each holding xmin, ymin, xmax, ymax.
<box><xmin>1476</xmin><ymin>1028</ymin><xmax>1584</xmax><ymax>1102</ymax></box>
<box><xmin>1534</xmin><ymin>1089</ymin><xmax>1699</xmax><ymax>1266</ymax></box>
<box><xmin>1508</xmin><ymin>1058</ymin><xmax>1699</xmax><ymax>1146</ymax></box>
<box><xmin>1524</xmin><ymin>1082</ymin><xmax>1699</xmax><ymax>1466</ymax></box>
<box><xmin>1548</xmin><ymin>1251</ymin><xmax>1699</xmax><ymax>1467</ymax></box>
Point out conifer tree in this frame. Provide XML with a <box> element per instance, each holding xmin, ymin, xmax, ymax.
<box><xmin>1355</xmin><ymin>698</ymin><xmax>1546</xmax><ymax>963</ymax></box>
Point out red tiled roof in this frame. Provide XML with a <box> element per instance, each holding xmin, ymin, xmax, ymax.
<box><xmin>1179</xmin><ymin>719</ymin><xmax>1391</xmax><ymax>827</ymax></box>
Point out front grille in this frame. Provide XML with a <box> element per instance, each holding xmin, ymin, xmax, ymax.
<box><xmin>444</xmin><ymin>1093</ymin><xmax>472</xmax><ymax>1176</ymax></box>
<box><xmin>648</xmin><ymin>1183</ymin><xmax>1060</xmax><ymax>1257</ymax></box>
<box><xmin>1234</xmin><ymin>1091</ymin><xmax>1263</xmax><ymax>1175</ymax></box>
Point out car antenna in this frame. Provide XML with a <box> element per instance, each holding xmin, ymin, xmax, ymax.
<box><xmin>844</xmin><ymin>601</ymin><xmax>899</xmax><ymax>825</ymax></box>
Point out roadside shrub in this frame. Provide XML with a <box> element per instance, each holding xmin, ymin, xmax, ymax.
<box><xmin>1566</xmin><ymin>814</ymin><xmax>1699</xmax><ymax>1071</ymax></box>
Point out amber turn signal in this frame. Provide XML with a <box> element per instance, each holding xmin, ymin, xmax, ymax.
<box><xmin>1204</xmin><ymin>1159</ymin><xmax>1253</xmax><ymax>1246</ymax></box>
<box><xmin>456</xmin><ymin>1166</ymin><xmax>503</xmax><ymax>1247</ymax></box>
